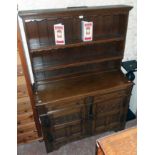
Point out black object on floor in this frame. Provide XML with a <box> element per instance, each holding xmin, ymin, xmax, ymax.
<box><xmin>122</xmin><ymin>60</ymin><xmax>137</xmax><ymax>72</ymax></box>
<box><xmin>126</xmin><ymin>109</ymin><xmax>136</xmax><ymax>121</ymax></box>
<box><xmin>121</xmin><ymin>60</ymin><xmax>137</xmax><ymax>82</ymax></box>
<box><xmin>122</xmin><ymin>60</ymin><xmax>137</xmax><ymax>122</ymax></box>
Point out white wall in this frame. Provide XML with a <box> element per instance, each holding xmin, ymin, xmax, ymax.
<box><xmin>18</xmin><ymin>0</ymin><xmax>137</xmax><ymax>114</ymax></box>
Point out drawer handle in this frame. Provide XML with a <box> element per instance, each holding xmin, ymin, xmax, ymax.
<box><xmin>87</xmin><ymin>96</ymin><xmax>94</xmax><ymax>120</ymax></box>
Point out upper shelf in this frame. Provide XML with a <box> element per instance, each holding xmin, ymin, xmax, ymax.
<box><xmin>30</xmin><ymin>34</ymin><xmax>124</xmax><ymax>54</ymax></box>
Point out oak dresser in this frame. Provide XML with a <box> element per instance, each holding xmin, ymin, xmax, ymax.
<box><xmin>18</xmin><ymin>5</ymin><xmax>133</xmax><ymax>152</ymax></box>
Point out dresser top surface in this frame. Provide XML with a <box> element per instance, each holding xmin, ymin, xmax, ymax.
<box><xmin>35</xmin><ymin>70</ymin><xmax>132</xmax><ymax>104</ymax></box>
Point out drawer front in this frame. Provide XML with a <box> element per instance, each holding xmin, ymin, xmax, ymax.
<box><xmin>37</xmin><ymin>98</ymin><xmax>84</xmax><ymax>115</ymax></box>
<box><xmin>94</xmin><ymin>89</ymin><xmax>129</xmax><ymax>102</ymax></box>
<box><xmin>40</xmin><ymin>104</ymin><xmax>86</xmax><ymax>152</ymax></box>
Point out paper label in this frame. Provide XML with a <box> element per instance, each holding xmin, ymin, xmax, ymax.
<box><xmin>81</xmin><ymin>21</ymin><xmax>93</xmax><ymax>41</ymax></box>
<box><xmin>54</xmin><ymin>24</ymin><xmax>65</xmax><ymax>45</ymax></box>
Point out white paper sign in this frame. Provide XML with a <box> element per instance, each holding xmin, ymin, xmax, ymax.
<box><xmin>81</xmin><ymin>21</ymin><xmax>93</xmax><ymax>41</ymax></box>
<box><xmin>54</xmin><ymin>24</ymin><xmax>65</xmax><ymax>45</ymax></box>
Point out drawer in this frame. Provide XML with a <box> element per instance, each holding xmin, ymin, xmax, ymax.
<box><xmin>37</xmin><ymin>98</ymin><xmax>84</xmax><ymax>115</ymax></box>
<box><xmin>94</xmin><ymin>89</ymin><xmax>129</xmax><ymax>102</ymax></box>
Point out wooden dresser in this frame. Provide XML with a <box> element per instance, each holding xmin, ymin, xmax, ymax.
<box><xmin>18</xmin><ymin>5</ymin><xmax>133</xmax><ymax>152</ymax></box>
<box><xmin>17</xmin><ymin>28</ymin><xmax>39</xmax><ymax>143</ymax></box>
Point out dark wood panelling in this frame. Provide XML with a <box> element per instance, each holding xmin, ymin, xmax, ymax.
<box><xmin>40</xmin><ymin>104</ymin><xmax>86</xmax><ymax>152</ymax></box>
<box><xmin>20</xmin><ymin>6</ymin><xmax>130</xmax><ymax>83</ymax></box>
<box><xmin>34</xmin><ymin>60</ymin><xmax>121</xmax><ymax>83</ymax></box>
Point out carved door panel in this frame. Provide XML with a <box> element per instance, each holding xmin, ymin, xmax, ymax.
<box><xmin>40</xmin><ymin>104</ymin><xmax>86</xmax><ymax>152</ymax></box>
<box><xmin>93</xmin><ymin>91</ymin><xmax>129</xmax><ymax>134</ymax></box>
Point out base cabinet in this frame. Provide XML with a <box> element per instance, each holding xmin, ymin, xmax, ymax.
<box><xmin>39</xmin><ymin>87</ymin><xmax>132</xmax><ymax>153</ymax></box>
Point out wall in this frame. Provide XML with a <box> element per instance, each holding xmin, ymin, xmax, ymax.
<box><xmin>17</xmin><ymin>0</ymin><xmax>137</xmax><ymax>114</ymax></box>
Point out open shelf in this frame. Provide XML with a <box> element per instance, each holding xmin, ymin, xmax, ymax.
<box><xmin>30</xmin><ymin>35</ymin><xmax>124</xmax><ymax>54</ymax></box>
<box><xmin>34</xmin><ymin>56</ymin><xmax>123</xmax><ymax>73</ymax></box>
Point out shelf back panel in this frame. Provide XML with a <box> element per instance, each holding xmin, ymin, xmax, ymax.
<box><xmin>24</xmin><ymin>14</ymin><xmax>128</xmax><ymax>50</ymax></box>
<box><xmin>19</xmin><ymin>5</ymin><xmax>132</xmax><ymax>84</ymax></box>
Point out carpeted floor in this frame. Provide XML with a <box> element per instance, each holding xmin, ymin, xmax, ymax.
<box><xmin>17</xmin><ymin>119</ymin><xmax>136</xmax><ymax>155</ymax></box>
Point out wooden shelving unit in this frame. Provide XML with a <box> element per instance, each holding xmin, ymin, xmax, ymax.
<box><xmin>19</xmin><ymin>5</ymin><xmax>133</xmax><ymax>153</ymax></box>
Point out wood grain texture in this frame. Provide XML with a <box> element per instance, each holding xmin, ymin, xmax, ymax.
<box><xmin>17</xmin><ymin>112</ymin><xmax>35</xmax><ymax>125</ymax></box>
<box><xmin>17</xmin><ymin>23</ymin><xmax>41</xmax><ymax>136</ymax></box>
<box><xmin>19</xmin><ymin>5</ymin><xmax>131</xmax><ymax>84</ymax></box>
<box><xmin>17</xmin><ymin>97</ymin><xmax>32</xmax><ymax>115</ymax></box>
<box><xmin>35</xmin><ymin>71</ymin><xmax>132</xmax><ymax>104</ymax></box>
<box><xmin>17</xmin><ymin>122</ymin><xmax>37</xmax><ymax>134</ymax></box>
<box><xmin>17</xmin><ymin>65</ymin><xmax>24</xmax><ymax>76</ymax></box>
<box><xmin>17</xmin><ymin>85</ymin><xmax>29</xmax><ymax>98</ymax></box>
<box><xmin>17</xmin><ymin>131</ymin><xmax>38</xmax><ymax>144</ymax></box>
<box><xmin>17</xmin><ymin>52</ymin><xmax>22</xmax><ymax>65</ymax></box>
<box><xmin>17</xmin><ymin>119</ymin><xmax>136</xmax><ymax>154</ymax></box>
<box><xmin>17</xmin><ymin>25</ymin><xmax>40</xmax><ymax>144</ymax></box>
<box><xmin>18</xmin><ymin>5</ymin><xmax>133</xmax><ymax>152</ymax></box>
<box><xmin>96</xmin><ymin>127</ymin><xmax>137</xmax><ymax>155</ymax></box>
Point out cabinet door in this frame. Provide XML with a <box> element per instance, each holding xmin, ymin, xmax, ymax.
<box><xmin>93</xmin><ymin>91</ymin><xmax>129</xmax><ymax>134</ymax></box>
<box><xmin>40</xmin><ymin>104</ymin><xmax>86</xmax><ymax>152</ymax></box>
